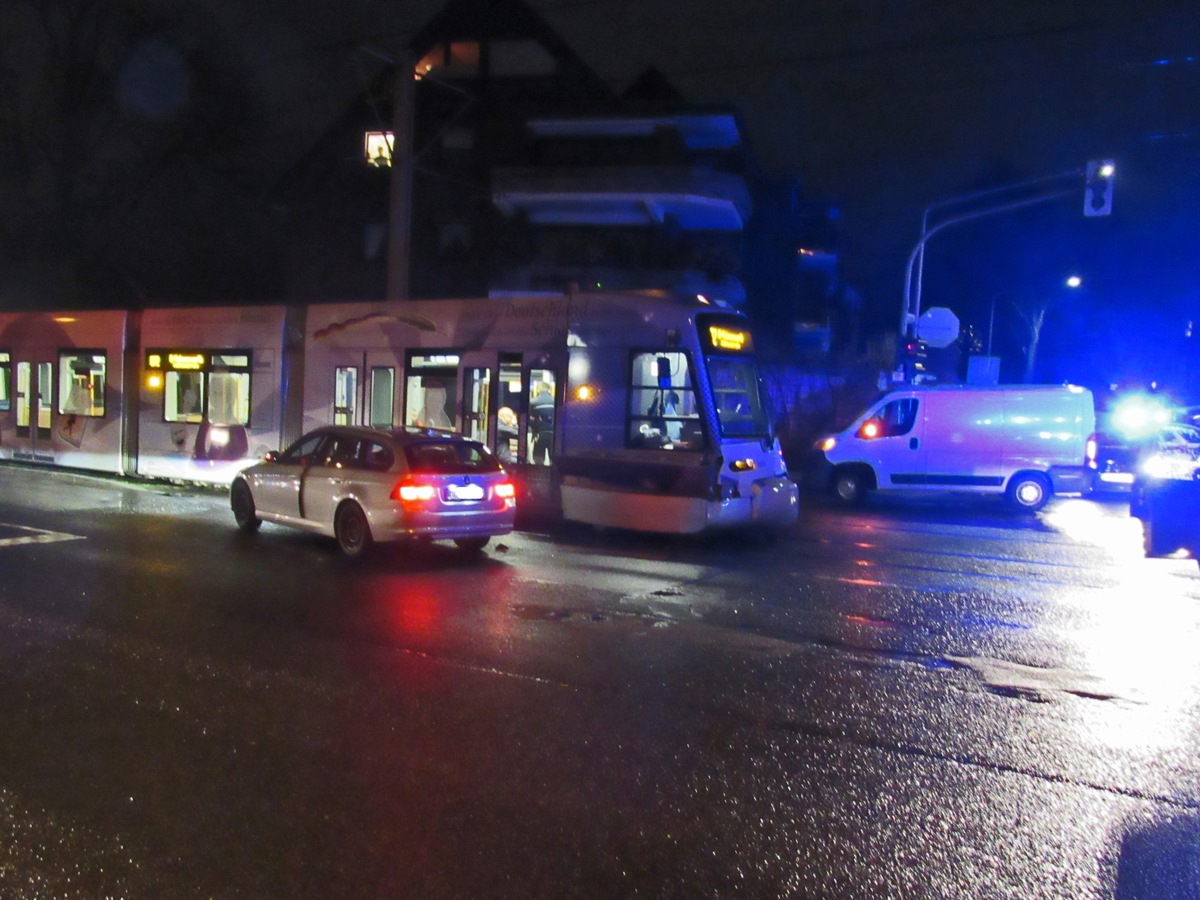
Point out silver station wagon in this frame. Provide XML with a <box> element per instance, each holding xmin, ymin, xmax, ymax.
<box><xmin>230</xmin><ymin>426</ymin><xmax>516</xmax><ymax>557</ymax></box>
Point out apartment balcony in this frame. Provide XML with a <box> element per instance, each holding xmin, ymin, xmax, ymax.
<box><xmin>491</xmin><ymin>166</ymin><xmax>752</xmax><ymax>231</ymax></box>
<box><xmin>489</xmin><ymin>263</ymin><xmax>746</xmax><ymax>306</ymax></box>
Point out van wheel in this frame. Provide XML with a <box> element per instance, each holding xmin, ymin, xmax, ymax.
<box><xmin>335</xmin><ymin>502</ymin><xmax>373</xmax><ymax>558</ymax></box>
<box><xmin>1006</xmin><ymin>472</ymin><xmax>1050</xmax><ymax>512</ymax></box>
<box><xmin>833</xmin><ymin>469</ymin><xmax>865</xmax><ymax>505</ymax></box>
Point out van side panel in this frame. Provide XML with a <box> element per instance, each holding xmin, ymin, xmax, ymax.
<box><xmin>1004</xmin><ymin>389</ymin><xmax>1092</xmax><ymax>469</ymax></box>
<box><xmin>920</xmin><ymin>390</ymin><xmax>1006</xmax><ymax>488</ymax></box>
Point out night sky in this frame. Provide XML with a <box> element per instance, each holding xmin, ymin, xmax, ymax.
<box><xmin>4</xmin><ymin>0</ymin><xmax>1199</xmax><ymax>389</ymax></box>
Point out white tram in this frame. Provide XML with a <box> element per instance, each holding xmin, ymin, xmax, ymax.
<box><xmin>0</xmin><ymin>291</ymin><xmax>798</xmax><ymax>534</ymax></box>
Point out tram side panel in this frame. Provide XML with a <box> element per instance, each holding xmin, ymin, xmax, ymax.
<box><xmin>0</xmin><ymin>309</ymin><xmax>129</xmax><ymax>475</ymax></box>
<box><xmin>136</xmin><ymin>306</ymin><xmax>289</xmax><ymax>485</ymax></box>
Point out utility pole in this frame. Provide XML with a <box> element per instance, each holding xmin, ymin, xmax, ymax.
<box><xmin>386</xmin><ymin>48</ymin><xmax>416</xmax><ymax>302</ymax></box>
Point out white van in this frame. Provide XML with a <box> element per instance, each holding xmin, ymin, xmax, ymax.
<box><xmin>816</xmin><ymin>385</ymin><xmax>1095</xmax><ymax>511</ymax></box>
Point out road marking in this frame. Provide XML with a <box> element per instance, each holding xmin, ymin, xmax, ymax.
<box><xmin>0</xmin><ymin>523</ymin><xmax>86</xmax><ymax>547</ymax></box>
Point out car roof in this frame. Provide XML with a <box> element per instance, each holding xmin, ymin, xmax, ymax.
<box><xmin>308</xmin><ymin>425</ymin><xmax>473</xmax><ymax>444</ymax></box>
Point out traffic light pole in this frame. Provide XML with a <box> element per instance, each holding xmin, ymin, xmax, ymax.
<box><xmin>904</xmin><ymin>167</ymin><xmax>1084</xmax><ymax>341</ymax></box>
<box><xmin>900</xmin><ymin>187</ymin><xmax>1077</xmax><ymax>342</ymax></box>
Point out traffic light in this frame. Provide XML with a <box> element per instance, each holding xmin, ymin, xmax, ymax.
<box><xmin>1083</xmin><ymin>159</ymin><xmax>1114</xmax><ymax>217</ymax></box>
<box><xmin>899</xmin><ymin>338</ymin><xmax>927</xmax><ymax>381</ymax></box>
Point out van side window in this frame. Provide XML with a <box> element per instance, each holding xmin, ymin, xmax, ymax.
<box><xmin>864</xmin><ymin>398</ymin><xmax>918</xmax><ymax>438</ymax></box>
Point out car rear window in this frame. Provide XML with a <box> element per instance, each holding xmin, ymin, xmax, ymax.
<box><xmin>404</xmin><ymin>440</ymin><xmax>502</xmax><ymax>474</ymax></box>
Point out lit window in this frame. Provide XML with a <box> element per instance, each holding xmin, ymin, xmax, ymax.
<box><xmin>365</xmin><ymin>131</ymin><xmax>393</xmax><ymax>167</ymax></box>
<box><xmin>58</xmin><ymin>351</ymin><xmax>106</xmax><ymax>417</ymax></box>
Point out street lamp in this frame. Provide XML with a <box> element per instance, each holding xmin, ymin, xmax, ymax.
<box><xmin>987</xmin><ymin>275</ymin><xmax>1082</xmax><ymax>362</ymax></box>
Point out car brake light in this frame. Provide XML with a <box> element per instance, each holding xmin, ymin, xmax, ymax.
<box><xmin>494</xmin><ymin>481</ymin><xmax>516</xmax><ymax>500</ymax></box>
<box><xmin>393</xmin><ymin>479</ymin><xmax>437</xmax><ymax>503</ymax></box>
<box><xmin>1085</xmin><ymin>434</ymin><xmax>1097</xmax><ymax>463</ymax></box>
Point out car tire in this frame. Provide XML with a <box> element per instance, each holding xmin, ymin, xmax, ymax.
<box><xmin>1006</xmin><ymin>472</ymin><xmax>1051</xmax><ymax>512</ymax></box>
<box><xmin>1142</xmin><ymin>518</ymin><xmax>1183</xmax><ymax>558</ymax></box>
<box><xmin>231</xmin><ymin>480</ymin><xmax>262</xmax><ymax>532</ymax></box>
<box><xmin>833</xmin><ymin>468</ymin><xmax>865</xmax><ymax>505</ymax></box>
<box><xmin>335</xmin><ymin>502</ymin><xmax>373</xmax><ymax>558</ymax></box>
<box><xmin>454</xmin><ymin>536</ymin><xmax>490</xmax><ymax>553</ymax></box>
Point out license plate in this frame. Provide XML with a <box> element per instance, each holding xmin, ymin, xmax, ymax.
<box><xmin>447</xmin><ymin>483</ymin><xmax>484</xmax><ymax>501</ymax></box>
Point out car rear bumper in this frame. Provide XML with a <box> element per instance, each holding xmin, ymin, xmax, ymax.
<box><xmin>370</xmin><ymin>505</ymin><xmax>516</xmax><ymax>542</ymax></box>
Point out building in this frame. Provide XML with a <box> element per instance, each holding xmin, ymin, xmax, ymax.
<box><xmin>278</xmin><ymin>0</ymin><xmax>842</xmax><ymax>352</ymax></box>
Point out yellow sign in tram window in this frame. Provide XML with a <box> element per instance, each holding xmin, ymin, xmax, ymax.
<box><xmin>168</xmin><ymin>352</ymin><xmax>206</xmax><ymax>371</ymax></box>
<box><xmin>708</xmin><ymin>325</ymin><xmax>748</xmax><ymax>352</ymax></box>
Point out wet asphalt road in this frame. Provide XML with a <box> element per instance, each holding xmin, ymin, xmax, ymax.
<box><xmin>0</xmin><ymin>464</ymin><xmax>1198</xmax><ymax>898</ymax></box>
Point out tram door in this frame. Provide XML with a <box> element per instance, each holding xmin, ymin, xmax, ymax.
<box><xmin>328</xmin><ymin>352</ymin><xmax>400</xmax><ymax>429</ymax></box>
<box><xmin>14</xmin><ymin>359</ymin><xmax>53</xmax><ymax>461</ymax></box>
<box><xmin>459</xmin><ymin>352</ymin><xmax>494</xmax><ymax>446</ymax></box>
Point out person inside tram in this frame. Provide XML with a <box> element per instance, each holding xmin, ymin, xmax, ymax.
<box><xmin>496</xmin><ymin>406</ymin><xmax>518</xmax><ymax>464</ymax></box>
<box><xmin>529</xmin><ymin>383</ymin><xmax>554</xmax><ymax>464</ymax></box>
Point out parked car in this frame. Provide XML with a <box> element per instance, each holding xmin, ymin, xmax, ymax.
<box><xmin>1088</xmin><ymin>392</ymin><xmax>1180</xmax><ymax>494</ymax></box>
<box><xmin>230</xmin><ymin>426</ymin><xmax>516</xmax><ymax>557</ymax></box>
<box><xmin>1129</xmin><ymin>424</ymin><xmax>1200</xmax><ymax>565</ymax></box>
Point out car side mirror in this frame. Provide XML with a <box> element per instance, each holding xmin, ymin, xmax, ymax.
<box><xmin>264</xmin><ymin>450</ymin><xmax>279</xmax><ymax>463</ymax></box>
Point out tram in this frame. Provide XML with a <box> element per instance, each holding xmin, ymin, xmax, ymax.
<box><xmin>0</xmin><ymin>290</ymin><xmax>798</xmax><ymax>534</ymax></box>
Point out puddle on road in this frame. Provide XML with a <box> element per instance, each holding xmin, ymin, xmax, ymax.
<box><xmin>509</xmin><ymin>604</ymin><xmax>675</xmax><ymax>628</ymax></box>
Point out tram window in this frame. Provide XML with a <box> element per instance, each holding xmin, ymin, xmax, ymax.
<box><xmin>369</xmin><ymin>367</ymin><xmax>395</xmax><ymax>429</ymax></box>
<box><xmin>463</xmin><ymin>367</ymin><xmax>490</xmax><ymax>443</ymax></box>
<box><xmin>36</xmin><ymin>362</ymin><xmax>52</xmax><ymax>431</ymax></box>
<box><xmin>16</xmin><ymin>362</ymin><xmax>31</xmax><ymax>430</ymax></box>
<box><xmin>164</xmin><ymin>371</ymin><xmax>204</xmax><ymax>424</ymax></box>
<box><xmin>406</xmin><ymin>373</ymin><xmax>456</xmax><ymax>429</ymax></box>
<box><xmin>707</xmin><ymin>357</ymin><xmax>768</xmax><ymax>438</ymax></box>
<box><xmin>58</xmin><ymin>352</ymin><xmax>107</xmax><ymax>417</ymax></box>
<box><xmin>0</xmin><ymin>352</ymin><xmax>10</xmax><ymax>412</ymax></box>
<box><xmin>208</xmin><ymin>371</ymin><xmax>250</xmax><ymax>426</ymax></box>
<box><xmin>494</xmin><ymin>355</ymin><xmax>522</xmax><ymax>463</ymax></box>
<box><xmin>334</xmin><ymin>367</ymin><xmax>358</xmax><ymax>426</ymax></box>
<box><xmin>627</xmin><ymin>351</ymin><xmax>702</xmax><ymax>450</ymax></box>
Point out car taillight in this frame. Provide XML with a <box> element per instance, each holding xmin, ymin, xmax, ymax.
<box><xmin>1085</xmin><ymin>434</ymin><xmax>1098</xmax><ymax>463</ymax></box>
<box><xmin>494</xmin><ymin>481</ymin><xmax>516</xmax><ymax>500</ymax></box>
<box><xmin>392</xmin><ymin>479</ymin><xmax>437</xmax><ymax>504</ymax></box>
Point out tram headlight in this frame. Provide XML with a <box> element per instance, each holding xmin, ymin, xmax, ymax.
<box><xmin>573</xmin><ymin>383</ymin><xmax>598</xmax><ymax>402</ymax></box>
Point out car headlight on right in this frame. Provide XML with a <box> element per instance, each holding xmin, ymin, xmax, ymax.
<box><xmin>1140</xmin><ymin>451</ymin><xmax>1199</xmax><ymax>482</ymax></box>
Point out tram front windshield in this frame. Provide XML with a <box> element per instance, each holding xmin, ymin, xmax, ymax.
<box><xmin>706</xmin><ymin>356</ymin><xmax>769</xmax><ymax>439</ymax></box>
